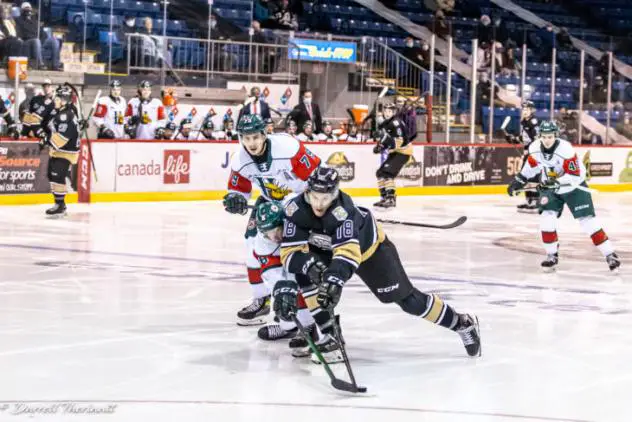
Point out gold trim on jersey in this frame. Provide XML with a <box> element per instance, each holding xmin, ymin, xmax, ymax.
<box><xmin>280</xmin><ymin>243</ymin><xmax>309</xmax><ymax>266</ymax></box>
<box><xmin>22</xmin><ymin>113</ymin><xmax>42</xmax><ymax>125</ymax></box>
<box><xmin>394</xmin><ymin>141</ymin><xmax>413</xmax><ymax>156</ymax></box>
<box><xmin>333</xmin><ymin>241</ymin><xmax>361</xmax><ymax>266</ymax></box>
<box><xmin>361</xmin><ymin>219</ymin><xmax>386</xmax><ymax>262</ymax></box>
<box><xmin>50</xmin><ymin>133</ymin><xmax>69</xmax><ymax>149</ymax></box>
<box><xmin>49</xmin><ymin>150</ymin><xmax>78</xmax><ymax>165</ymax></box>
<box><xmin>301</xmin><ymin>286</ymin><xmax>320</xmax><ymax>311</ymax></box>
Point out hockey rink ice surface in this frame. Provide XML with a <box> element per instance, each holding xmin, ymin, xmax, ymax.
<box><xmin>0</xmin><ymin>193</ymin><xmax>630</xmax><ymax>422</ymax></box>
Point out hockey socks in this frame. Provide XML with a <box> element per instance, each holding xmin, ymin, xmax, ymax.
<box><xmin>301</xmin><ymin>284</ymin><xmax>335</xmax><ymax>334</ymax></box>
<box><xmin>579</xmin><ymin>217</ymin><xmax>614</xmax><ymax>257</ymax></box>
<box><xmin>540</xmin><ymin>210</ymin><xmax>559</xmax><ymax>255</ymax></box>
<box><xmin>398</xmin><ymin>289</ymin><xmax>459</xmax><ymax>330</ymax></box>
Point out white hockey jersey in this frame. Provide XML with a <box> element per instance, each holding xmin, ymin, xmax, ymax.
<box><xmin>214</xmin><ymin>130</ymin><xmax>239</xmax><ymax>141</ymax></box>
<box><xmin>253</xmin><ymin>231</ymin><xmax>289</xmax><ymax>289</ymax></box>
<box><xmin>317</xmin><ymin>133</ymin><xmax>338</xmax><ymax>142</ymax></box>
<box><xmin>92</xmin><ymin>95</ymin><xmax>127</xmax><ymax>139</ymax></box>
<box><xmin>227</xmin><ymin>134</ymin><xmax>321</xmax><ymax>202</ymax></box>
<box><xmin>338</xmin><ymin>133</ymin><xmax>364</xmax><ymax>143</ymax></box>
<box><xmin>520</xmin><ymin>138</ymin><xmax>587</xmax><ymax>195</ymax></box>
<box><xmin>296</xmin><ymin>133</ymin><xmax>318</xmax><ymax>142</ymax></box>
<box><xmin>125</xmin><ymin>97</ymin><xmax>166</xmax><ymax>140</ymax></box>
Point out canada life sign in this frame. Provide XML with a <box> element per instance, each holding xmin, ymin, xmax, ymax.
<box><xmin>288</xmin><ymin>38</ymin><xmax>357</xmax><ymax>64</ymax></box>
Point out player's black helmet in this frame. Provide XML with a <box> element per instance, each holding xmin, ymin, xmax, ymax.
<box><xmin>55</xmin><ymin>85</ymin><xmax>73</xmax><ymax>103</ymax></box>
<box><xmin>138</xmin><ymin>80</ymin><xmax>152</xmax><ymax>89</ymax></box>
<box><xmin>307</xmin><ymin>167</ymin><xmax>340</xmax><ymax>194</ymax></box>
<box><xmin>383</xmin><ymin>102</ymin><xmax>397</xmax><ymax>110</ymax></box>
<box><xmin>110</xmin><ymin>80</ymin><xmax>122</xmax><ymax>88</ymax></box>
<box><xmin>522</xmin><ymin>100</ymin><xmax>535</xmax><ymax>110</ymax></box>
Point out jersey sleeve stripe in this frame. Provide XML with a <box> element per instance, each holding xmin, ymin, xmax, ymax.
<box><xmin>332</xmin><ymin>242</ymin><xmax>362</xmax><ymax>266</ymax></box>
<box><xmin>280</xmin><ymin>244</ymin><xmax>309</xmax><ymax>270</ymax></box>
<box><xmin>331</xmin><ymin>238</ymin><xmax>360</xmax><ymax>248</ymax></box>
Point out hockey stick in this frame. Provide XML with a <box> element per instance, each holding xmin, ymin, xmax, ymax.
<box><xmin>328</xmin><ymin>311</ymin><xmax>367</xmax><ymax>393</ymax></box>
<box><xmin>65</xmin><ymin>83</ymin><xmax>101</xmax><ymax>182</ymax></box>
<box><xmin>377</xmin><ymin>216</ymin><xmax>467</xmax><ymax>230</ymax></box>
<box><xmin>291</xmin><ymin>314</ymin><xmax>365</xmax><ymax>393</ymax></box>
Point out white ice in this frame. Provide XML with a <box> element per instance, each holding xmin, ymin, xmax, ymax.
<box><xmin>0</xmin><ymin>194</ymin><xmax>631</xmax><ymax>422</ymax></box>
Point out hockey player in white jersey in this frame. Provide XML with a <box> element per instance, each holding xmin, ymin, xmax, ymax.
<box><xmin>507</xmin><ymin>121</ymin><xmax>621</xmax><ymax>272</ymax></box>
<box><xmin>253</xmin><ymin>201</ymin><xmax>317</xmax><ymax>348</ymax></box>
<box><xmin>174</xmin><ymin>118</ymin><xmax>194</xmax><ymax>140</ymax></box>
<box><xmin>125</xmin><ymin>80</ymin><xmax>166</xmax><ymax>140</ymax></box>
<box><xmin>92</xmin><ymin>80</ymin><xmax>127</xmax><ymax>139</ymax></box>
<box><xmin>221</xmin><ymin>114</ymin><xmax>321</xmax><ymax>326</ymax></box>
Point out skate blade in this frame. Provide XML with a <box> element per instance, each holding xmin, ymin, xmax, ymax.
<box><xmin>45</xmin><ymin>213</ymin><xmax>68</xmax><ymax>219</ymax></box>
<box><xmin>541</xmin><ymin>266</ymin><xmax>557</xmax><ymax>273</ymax></box>
<box><xmin>517</xmin><ymin>208</ymin><xmax>538</xmax><ymax>214</ymax></box>
<box><xmin>236</xmin><ymin>318</ymin><xmax>267</xmax><ymax>327</ymax></box>
<box><xmin>311</xmin><ymin>351</ymin><xmax>344</xmax><ymax>365</ymax></box>
<box><xmin>291</xmin><ymin>349</ymin><xmax>311</xmax><ymax>358</ymax></box>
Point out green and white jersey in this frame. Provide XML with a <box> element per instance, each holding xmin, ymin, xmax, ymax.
<box><xmin>520</xmin><ymin>138</ymin><xmax>586</xmax><ymax>195</ymax></box>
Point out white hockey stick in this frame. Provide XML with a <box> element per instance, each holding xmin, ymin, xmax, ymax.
<box><xmin>500</xmin><ymin>116</ymin><xmax>511</xmax><ymax>131</ymax></box>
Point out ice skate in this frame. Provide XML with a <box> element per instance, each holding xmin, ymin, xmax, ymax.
<box><xmin>373</xmin><ymin>197</ymin><xmax>388</xmax><ymax>209</ymax></box>
<box><xmin>45</xmin><ymin>203</ymin><xmax>67</xmax><ymax>218</ymax></box>
<box><xmin>606</xmin><ymin>253</ymin><xmax>621</xmax><ymax>273</ymax></box>
<box><xmin>257</xmin><ymin>324</ymin><xmax>297</xmax><ymax>341</ymax></box>
<box><xmin>382</xmin><ymin>196</ymin><xmax>396</xmax><ymax>209</ymax></box>
<box><xmin>517</xmin><ymin>202</ymin><xmax>537</xmax><ymax>214</ymax></box>
<box><xmin>290</xmin><ymin>324</ymin><xmax>315</xmax><ymax>358</ymax></box>
<box><xmin>456</xmin><ymin>314</ymin><xmax>482</xmax><ymax>357</ymax></box>
<box><xmin>236</xmin><ymin>296</ymin><xmax>270</xmax><ymax>326</ymax></box>
<box><xmin>310</xmin><ymin>334</ymin><xmax>343</xmax><ymax>365</ymax></box>
<box><xmin>541</xmin><ymin>253</ymin><xmax>559</xmax><ymax>272</ymax></box>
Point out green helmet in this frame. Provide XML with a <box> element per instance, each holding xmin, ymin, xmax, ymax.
<box><xmin>256</xmin><ymin>201</ymin><xmax>284</xmax><ymax>233</ymax></box>
<box><xmin>237</xmin><ymin>114</ymin><xmax>266</xmax><ymax>135</ymax></box>
<box><xmin>539</xmin><ymin>120</ymin><xmax>559</xmax><ymax>135</ymax></box>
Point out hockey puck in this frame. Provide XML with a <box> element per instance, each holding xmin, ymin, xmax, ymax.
<box><xmin>356</xmin><ymin>386</ymin><xmax>368</xmax><ymax>393</ymax></box>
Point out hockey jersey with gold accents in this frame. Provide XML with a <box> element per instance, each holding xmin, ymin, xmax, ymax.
<box><xmin>227</xmin><ymin>134</ymin><xmax>321</xmax><ymax>202</ymax></box>
<box><xmin>520</xmin><ymin>138</ymin><xmax>587</xmax><ymax>195</ymax></box>
<box><xmin>280</xmin><ymin>191</ymin><xmax>385</xmax><ymax>283</ymax></box>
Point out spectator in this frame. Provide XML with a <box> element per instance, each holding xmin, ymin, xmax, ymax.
<box><xmin>16</xmin><ymin>2</ymin><xmax>60</xmax><ymax>70</ymax></box>
<box><xmin>429</xmin><ymin>10</ymin><xmax>450</xmax><ymax>40</ymax></box>
<box><xmin>19</xmin><ymin>82</ymin><xmax>35</xmax><ymax>121</ymax></box>
<box><xmin>264</xmin><ymin>117</ymin><xmax>275</xmax><ymax>134</ymax></box>
<box><xmin>68</xmin><ymin>13</ymin><xmax>85</xmax><ymax>44</ymax></box>
<box><xmin>287</xmin><ymin>90</ymin><xmax>322</xmax><ymax>134</ymax></box>
<box><xmin>536</xmin><ymin>24</ymin><xmax>556</xmax><ymax>62</ymax></box>
<box><xmin>478</xmin><ymin>15</ymin><xmax>493</xmax><ymax>45</ymax></box>
<box><xmin>469</xmin><ymin>41</ymin><xmax>491</xmax><ymax>72</ymax></box>
<box><xmin>396</xmin><ymin>96</ymin><xmax>417</xmax><ymax>141</ymax></box>
<box><xmin>403</xmin><ymin>37</ymin><xmax>430</xmax><ymax>69</ymax></box>
<box><xmin>118</xmin><ymin>14</ymin><xmax>138</xmax><ymax>50</ymax></box>
<box><xmin>249</xmin><ymin>20</ymin><xmax>277</xmax><ymax>73</ymax></box>
<box><xmin>296</xmin><ymin>121</ymin><xmax>317</xmax><ymax>142</ymax></box>
<box><xmin>0</xmin><ymin>5</ymin><xmax>24</xmax><ymax>61</ymax></box>
<box><xmin>263</xmin><ymin>0</ymin><xmax>298</xmax><ymax>30</ymax></box>
<box><xmin>501</xmin><ymin>39</ymin><xmax>520</xmax><ymax>78</ymax></box>
<box><xmin>615</xmin><ymin>112</ymin><xmax>632</xmax><ymax>139</ymax></box>
<box><xmin>318</xmin><ymin>120</ymin><xmax>337</xmax><ymax>142</ymax></box>
<box><xmin>556</xmin><ymin>27</ymin><xmax>573</xmax><ymax>51</ymax></box>
<box><xmin>239</xmin><ymin>86</ymin><xmax>272</xmax><ymax>121</ymax></box>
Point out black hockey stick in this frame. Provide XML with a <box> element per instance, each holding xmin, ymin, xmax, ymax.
<box><xmin>65</xmin><ymin>83</ymin><xmax>100</xmax><ymax>182</ymax></box>
<box><xmin>377</xmin><ymin>215</ymin><xmax>467</xmax><ymax>230</ymax></box>
<box><xmin>291</xmin><ymin>314</ymin><xmax>365</xmax><ymax>393</ymax></box>
<box><xmin>328</xmin><ymin>311</ymin><xmax>367</xmax><ymax>393</ymax></box>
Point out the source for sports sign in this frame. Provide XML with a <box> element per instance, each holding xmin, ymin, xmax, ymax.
<box><xmin>0</xmin><ymin>141</ymin><xmax>49</xmax><ymax>194</ymax></box>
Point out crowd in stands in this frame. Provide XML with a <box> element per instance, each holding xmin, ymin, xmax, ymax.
<box><xmin>0</xmin><ymin>2</ymin><xmax>60</xmax><ymax>70</ymax></box>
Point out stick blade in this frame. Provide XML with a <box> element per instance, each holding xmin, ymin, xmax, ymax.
<box><xmin>331</xmin><ymin>379</ymin><xmax>367</xmax><ymax>393</ymax></box>
<box><xmin>443</xmin><ymin>216</ymin><xmax>467</xmax><ymax>229</ymax></box>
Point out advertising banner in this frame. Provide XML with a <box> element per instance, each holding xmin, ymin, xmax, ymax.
<box><xmin>0</xmin><ymin>142</ymin><xmax>49</xmax><ymax>194</ymax></box>
<box><xmin>577</xmin><ymin>146</ymin><xmax>632</xmax><ymax>185</ymax></box>
<box><xmin>423</xmin><ymin>145</ymin><xmax>523</xmax><ymax>186</ymax></box>
<box><xmin>288</xmin><ymin>38</ymin><xmax>357</xmax><ymax>64</ymax></box>
<box><xmin>226</xmin><ymin>82</ymin><xmax>300</xmax><ymax>115</ymax></box>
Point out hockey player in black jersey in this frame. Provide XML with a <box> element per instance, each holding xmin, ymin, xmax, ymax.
<box><xmin>22</xmin><ymin>79</ymin><xmax>56</xmax><ymax>138</ymax></box>
<box><xmin>0</xmin><ymin>95</ymin><xmax>19</xmax><ymax>138</ymax></box>
<box><xmin>40</xmin><ymin>86</ymin><xmax>80</xmax><ymax>217</ymax></box>
<box><xmin>506</xmin><ymin>101</ymin><xmax>540</xmax><ymax>212</ymax></box>
<box><xmin>278</xmin><ymin>167</ymin><xmax>482</xmax><ymax>363</ymax></box>
<box><xmin>373</xmin><ymin>102</ymin><xmax>411</xmax><ymax>209</ymax></box>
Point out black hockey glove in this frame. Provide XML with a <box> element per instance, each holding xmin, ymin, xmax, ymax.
<box><xmin>272</xmin><ymin>279</ymin><xmax>299</xmax><ymax>322</ymax></box>
<box><xmin>38</xmin><ymin>136</ymin><xmax>48</xmax><ymax>151</ymax></box>
<box><xmin>7</xmin><ymin>124</ymin><xmax>19</xmax><ymax>139</ymax></box>
<box><xmin>373</xmin><ymin>143</ymin><xmax>385</xmax><ymax>154</ymax></box>
<box><xmin>538</xmin><ymin>178</ymin><xmax>560</xmax><ymax>193</ymax></box>
<box><xmin>98</xmin><ymin>126</ymin><xmax>116</xmax><ymax>139</ymax></box>
<box><xmin>35</xmin><ymin>127</ymin><xmax>47</xmax><ymax>140</ymax></box>
<box><xmin>222</xmin><ymin>192</ymin><xmax>249</xmax><ymax>215</ymax></box>
<box><xmin>317</xmin><ymin>271</ymin><xmax>345</xmax><ymax>309</ymax></box>
<box><xmin>507</xmin><ymin>175</ymin><xmax>527</xmax><ymax>196</ymax></box>
<box><xmin>78</xmin><ymin>119</ymin><xmax>89</xmax><ymax>132</ymax></box>
<box><xmin>304</xmin><ymin>257</ymin><xmax>327</xmax><ymax>285</ymax></box>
